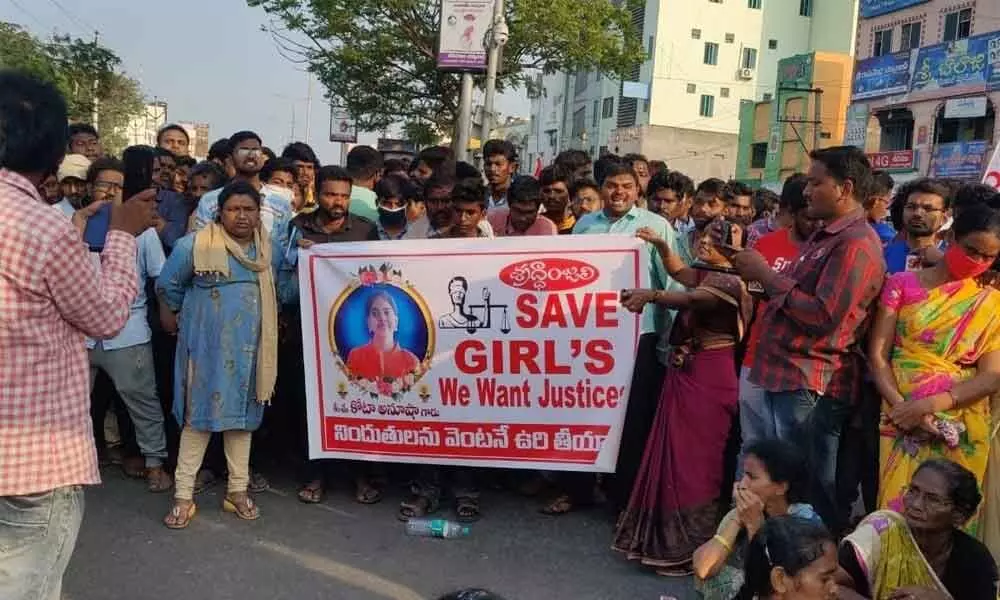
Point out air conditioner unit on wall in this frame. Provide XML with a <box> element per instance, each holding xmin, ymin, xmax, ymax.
<box><xmin>739</xmin><ymin>68</ymin><xmax>754</xmax><ymax>80</ymax></box>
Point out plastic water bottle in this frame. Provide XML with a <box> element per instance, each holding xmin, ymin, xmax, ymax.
<box><xmin>405</xmin><ymin>518</ymin><xmax>470</xmax><ymax>538</ymax></box>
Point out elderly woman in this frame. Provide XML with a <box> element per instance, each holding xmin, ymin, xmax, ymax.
<box><xmin>869</xmin><ymin>203</ymin><xmax>1000</xmax><ymax>527</ymax></box>
<box><xmin>839</xmin><ymin>459</ymin><xmax>998</xmax><ymax>599</ymax></box>
<box><xmin>157</xmin><ymin>180</ymin><xmax>290</xmax><ymax>529</ymax></box>
<box><xmin>345</xmin><ymin>291</ymin><xmax>419</xmax><ymax>380</ymax></box>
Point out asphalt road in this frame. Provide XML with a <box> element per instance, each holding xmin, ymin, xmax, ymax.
<box><xmin>63</xmin><ymin>469</ymin><xmax>694</xmax><ymax>600</ymax></box>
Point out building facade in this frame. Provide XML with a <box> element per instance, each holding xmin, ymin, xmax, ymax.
<box><xmin>125</xmin><ymin>101</ymin><xmax>168</xmax><ymax>148</ymax></box>
<box><xmin>526</xmin><ymin>0</ymin><xmax>859</xmax><ymax>182</ymax></box>
<box><xmin>735</xmin><ymin>51</ymin><xmax>855</xmax><ymax>187</ymax></box>
<box><xmin>848</xmin><ymin>0</ymin><xmax>1000</xmax><ymax>182</ymax></box>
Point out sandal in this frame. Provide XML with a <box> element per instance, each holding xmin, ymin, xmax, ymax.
<box><xmin>398</xmin><ymin>492</ymin><xmax>440</xmax><ymax>521</ymax></box>
<box><xmin>297</xmin><ymin>480</ymin><xmax>325</xmax><ymax>504</ymax></box>
<box><xmin>163</xmin><ymin>500</ymin><xmax>197</xmax><ymax>529</ymax></box>
<box><xmin>355</xmin><ymin>479</ymin><xmax>383</xmax><ymax>505</ymax></box>
<box><xmin>540</xmin><ymin>494</ymin><xmax>575</xmax><ymax>516</ymax></box>
<box><xmin>121</xmin><ymin>455</ymin><xmax>146</xmax><ymax>479</ymax></box>
<box><xmin>147</xmin><ymin>467</ymin><xmax>173</xmax><ymax>494</ymax></box>
<box><xmin>249</xmin><ymin>471</ymin><xmax>270</xmax><ymax>493</ymax></box>
<box><xmin>193</xmin><ymin>469</ymin><xmax>218</xmax><ymax>495</ymax></box>
<box><xmin>223</xmin><ymin>493</ymin><xmax>260</xmax><ymax>521</ymax></box>
<box><xmin>455</xmin><ymin>496</ymin><xmax>481</xmax><ymax>523</ymax></box>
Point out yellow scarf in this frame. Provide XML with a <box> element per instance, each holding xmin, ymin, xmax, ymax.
<box><xmin>192</xmin><ymin>223</ymin><xmax>278</xmax><ymax>404</ymax></box>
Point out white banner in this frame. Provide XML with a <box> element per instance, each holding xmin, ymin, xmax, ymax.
<box><xmin>299</xmin><ymin>236</ymin><xmax>647</xmax><ymax>471</ymax></box>
<box><xmin>329</xmin><ymin>105</ymin><xmax>357</xmax><ymax>143</ymax></box>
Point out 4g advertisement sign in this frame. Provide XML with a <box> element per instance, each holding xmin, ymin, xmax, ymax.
<box><xmin>299</xmin><ymin>236</ymin><xmax>646</xmax><ymax>472</ymax></box>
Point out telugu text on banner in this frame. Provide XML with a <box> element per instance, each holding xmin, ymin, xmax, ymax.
<box><xmin>299</xmin><ymin>236</ymin><xmax>647</xmax><ymax>472</ymax></box>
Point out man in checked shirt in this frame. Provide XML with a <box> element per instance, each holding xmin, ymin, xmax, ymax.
<box><xmin>0</xmin><ymin>72</ymin><xmax>156</xmax><ymax>600</ymax></box>
<box><xmin>727</xmin><ymin>146</ymin><xmax>886</xmax><ymax>534</ymax></box>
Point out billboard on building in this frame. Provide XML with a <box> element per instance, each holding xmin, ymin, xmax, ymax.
<box><xmin>930</xmin><ymin>141</ymin><xmax>989</xmax><ymax>179</ymax></box>
<box><xmin>844</xmin><ymin>104</ymin><xmax>869</xmax><ymax>149</ymax></box>
<box><xmin>860</xmin><ymin>0</ymin><xmax>930</xmax><ymax>18</ymax></box>
<box><xmin>909</xmin><ymin>34</ymin><xmax>998</xmax><ymax>100</ymax></box>
<box><xmin>437</xmin><ymin>0</ymin><xmax>492</xmax><ymax>71</ymax></box>
<box><xmin>852</xmin><ymin>53</ymin><xmax>911</xmax><ymax>101</ymax></box>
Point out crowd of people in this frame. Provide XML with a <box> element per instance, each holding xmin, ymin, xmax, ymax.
<box><xmin>5</xmin><ymin>69</ymin><xmax>1000</xmax><ymax>600</ymax></box>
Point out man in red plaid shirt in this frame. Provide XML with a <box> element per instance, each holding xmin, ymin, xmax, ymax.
<box><xmin>729</xmin><ymin>146</ymin><xmax>886</xmax><ymax>533</ymax></box>
<box><xmin>0</xmin><ymin>72</ymin><xmax>155</xmax><ymax>600</ymax></box>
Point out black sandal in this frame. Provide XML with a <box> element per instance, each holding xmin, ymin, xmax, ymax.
<box><xmin>297</xmin><ymin>480</ymin><xmax>324</xmax><ymax>504</ymax></box>
<box><xmin>540</xmin><ymin>494</ymin><xmax>575</xmax><ymax>516</ymax></box>
<box><xmin>455</xmin><ymin>496</ymin><xmax>481</xmax><ymax>522</ymax></box>
<box><xmin>355</xmin><ymin>479</ymin><xmax>383</xmax><ymax>505</ymax></box>
<box><xmin>398</xmin><ymin>491</ymin><xmax>439</xmax><ymax>521</ymax></box>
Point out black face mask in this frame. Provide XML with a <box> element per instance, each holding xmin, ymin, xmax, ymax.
<box><xmin>378</xmin><ymin>205</ymin><xmax>407</xmax><ymax>228</ymax></box>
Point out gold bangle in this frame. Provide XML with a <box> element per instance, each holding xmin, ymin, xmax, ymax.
<box><xmin>713</xmin><ymin>534</ymin><xmax>733</xmax><ymax>553</ymax></box>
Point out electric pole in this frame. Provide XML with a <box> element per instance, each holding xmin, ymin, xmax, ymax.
<box><xmin>479</xmin><ymin>0</ymin><xmax>509</xmax><ymax>146</ymax></box>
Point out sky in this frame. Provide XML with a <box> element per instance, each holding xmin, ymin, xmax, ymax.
<box><xmin>1</xmin><ymin>0</ymin><xmax>530</xmax><ymax>164</ymax></box>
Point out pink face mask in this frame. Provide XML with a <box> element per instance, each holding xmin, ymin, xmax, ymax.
<box><xmin>943</xmin><ymin>245</ymin><xmax>992</xmax><ymax>280</ymax></box>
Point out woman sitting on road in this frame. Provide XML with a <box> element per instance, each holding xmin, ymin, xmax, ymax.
<box><xmin>736</xmin><ymin>515</ymin><xmax>838</xmax><ymax>600</ymax></box>
<box><xmin>693</xmin><ymin>439</ymin><xmax>821</xmax><ymax>600</ymax></box>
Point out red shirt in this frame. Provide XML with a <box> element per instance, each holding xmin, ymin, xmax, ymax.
<box><xmin>750</xmin><ymin>208</ymin><xmax>885</xmax><ymax>401</ymax></box>
<box><xmin>487</xmin><ymin>207</ymin><xmax>558</xmax><ymax>236</ymax></box>
<box><xmin>743</xmin><ymin>228</ymin><xmax>801</xmax><ymax>368</ymax></box>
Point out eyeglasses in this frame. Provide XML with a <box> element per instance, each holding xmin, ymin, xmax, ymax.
<box><xmin>903</xmin><ymin>203</ymin><xmax>945</xmax><ymax>213</ymax></box>
<box><xmin>234</xmin><ymin>148</ymin><xmax>264</xmax><ymax>158</ymax></box>
<box><xmin>93</xmin><ymin>181</ymin><xmax>123</xmax><ymax>192</ymax></box>
<box><xmin>903</xmin><ymin>485</ymin><xmax>952</xmax><ymax>510</ymax></box>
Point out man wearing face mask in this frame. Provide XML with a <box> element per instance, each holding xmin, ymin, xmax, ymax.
<box><xmin>374</xmin><ymin>174</ymin><xmax>427</xmax><ymax>240</ymax></box>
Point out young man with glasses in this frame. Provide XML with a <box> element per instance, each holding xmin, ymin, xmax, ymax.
<box><xmin>883</xmin><ymin>178</ymin><xmax>952</xmax><ymax>274</ymax></box>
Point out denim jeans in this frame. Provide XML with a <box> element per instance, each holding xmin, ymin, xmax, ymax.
<box><xmin>768</xmin><ymin>389</ymin><xmax>853</xmax><ymax>533</ymax></box>
<box><xmin>737</xmin><ymin>367</ymin><xmax>773</xmax><ymax>475</ymax></box>
<box><xmin>0</xmin><ymin>486</ymin><xmax>85</xmax><ymax>600</ymax></box>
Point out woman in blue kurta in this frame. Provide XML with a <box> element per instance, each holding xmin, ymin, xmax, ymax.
<box><xmin>157</xmin><ymin>180</ymin><xmax>288</xmax><ymax>529</ymax></box>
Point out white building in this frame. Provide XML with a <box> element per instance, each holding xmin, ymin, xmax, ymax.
<box><xmin>527</xmin><ymin>0</ymin><xmax>859</xmax><ymax>182</ymax></box>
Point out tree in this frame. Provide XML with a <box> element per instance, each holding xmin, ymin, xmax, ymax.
<box><xmin>0</xmin><ymin>23</ymin><xmax>145</xmax><ymax>155</ymax></box>
<box><xmin>248</xmin><ymin>0</ymin><xmax>645</xmax><ymax>145</ymax></box>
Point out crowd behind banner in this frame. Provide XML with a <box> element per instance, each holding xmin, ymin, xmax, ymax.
<box><xmin>6</xmin><ymin>70</ymin><xmax>1000</xmax><ymax>600</ymax></box>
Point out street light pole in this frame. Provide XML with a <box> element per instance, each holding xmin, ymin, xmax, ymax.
<box><xmin>479</xmin><ymin>0</ymin><xmax>509</xmax><ymax>147</ymax></box>
<box><xmin>455</xmin><ymin>73</ymin><xmax>475</xmax><ymax>162</ymax></box>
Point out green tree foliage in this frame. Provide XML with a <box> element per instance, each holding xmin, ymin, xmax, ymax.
<box><xmin>0</xmin><ymin>23</ymin><xmax>145</xmax><ymax>155</ymax></box>
<box><xmin>248</xmin><ymin>0</ymin><xmax>645</xmax><ymax>145</ymax></box>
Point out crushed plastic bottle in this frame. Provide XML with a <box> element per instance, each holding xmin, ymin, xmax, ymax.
<box><xmin>404</xmin><ymin>518</ymin><xmax>471</xmax><ymax>538</ymax></box>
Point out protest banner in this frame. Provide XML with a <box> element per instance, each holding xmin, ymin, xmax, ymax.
<box><xmin>299</xmin><ymin>236</ymin><xmax>647</xmax><ymax>472</ymax></box>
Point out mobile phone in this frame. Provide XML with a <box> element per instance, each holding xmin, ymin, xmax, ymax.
<box><xmin>122</xmin><ymin>145</ymin><xmax>155</xmax><ymax>201</ymax></box>
<box><xmin>82</xmin><ymin>204</ymin><xmax>112</xmax><ymax>251</ymax></box>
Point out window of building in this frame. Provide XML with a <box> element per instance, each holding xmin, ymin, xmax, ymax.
<box><xmin>599</xmin><ymin>145</ymin><xmax>609</xmax><ymax>156</ymax></box>
<box><xmin>574</xmin><ymin>71</ymin><xmax>588</xmax><ymax>95</ymax></box>
<box><xmin>935</xmin><ymin>101</ymin><xmax>995</xmax><ymax>145</ymax></box>
<box><xmin>691</xmin><ymin>28</ymin><xmax>702</xmax><ymax>39</ymax></box>
<box><xmin>700</xmin><ymin>94</ymin><xmax>715</xmax><ymax>117</ymax></box>
<box><xmin>704</xmin><ymin>42</ymin><xmax>719</xmax><ymax>65</ymax></box>
<box><xmin>643</xmin><ymin>99</ymin><xmax>650</xmax><ymax>113</ymax></box>
<box><xmin>602</xmin><ymin>97</ymin><xmax>614</xmax><ymax>119</ymax></box>
<box><xmin>751</xmin><ymin>142</ymin><xmax>768</xmax><ymax>168</ymax></box>
<box><xmin>768</xmin><ymin>39</ymin><xmax>778</xmax><ymax>50</ymax></box>
<box><xmin>900</xmin><ymin>22</ymin><xmax>921</xmax><ymax>51</ymax></box>
<box><xmin>687</xmin><ymin>83</ymin><xmax>697</xmax><ymax>94</ymax></box>
<box><xmin>876</xmin><ymin>108</ymin><xmax>914</xmax><ymax>151</ymax></box>
<box><xmin>720</xmin><ymin>87</ymin><xmax>730</xmax><ymax>98</ymax></box>
<box><xmin>741</xmin><ymin>47</ymin><xmax>758</xmax><ymax>70</ymax></box>
<box><xmin>725</xmin><ymin>33</ymin><xmax>735</xmax><ymax>43</ymax></box>
<box><xmin>763</xmin><ymin>92</ymin><xmax>773</xmax><ymax>101</ymax></box>
<box><xmin>648</xmin><ymin>35</ymin><xmax>655</xmax><ymax>56</ymax></box>
<box><xmin>571</xmin><ymin>107</ymin><xmax>586</xmax><ymax>140</ymax></box>
<box><xmin>799</xmin><ymin>0</ymin><xmax>811</xmax><ymax>17</ymax></box>
<box><xmin>709</xmin><ymin>0</ymin><xmax>722</xmax><ymax>3</ymax></box>
<box><xmin>943</xmin><ymin>8</ymin><xmax>972</xmax><ymax>42</ymax></box>
<box><xmin>873</xmin><ymin>28</ymin><xmax>893</xmax><ymax>57</ymax></box>
<box><xmin>748</xmin><ymin>0</ymin><xmax>761</xmax><ymax>8</ymax></box>
<box><xmin>592</xmin><ymin>100</ymin><xmax>599</xmax><ymax>128</ymax></box>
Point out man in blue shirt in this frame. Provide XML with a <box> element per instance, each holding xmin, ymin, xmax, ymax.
<box><xmin>56</xmin><ymin>157</ymin><xmax>172</xmax><ymax>492</ymax></box>
<box><xmin>882</xmin><ymin>178</ymin><xmax>951</xmax><ymax>274</ymax></box>
<box><xmin>867</xmin><ymin>170</ymin><xmax>896</xmax><ymax>245</ymax></box>
<box><xmin>573</xmin><ymin>158</ymin><xmax>683</xmax><ymax>509</ymax></box>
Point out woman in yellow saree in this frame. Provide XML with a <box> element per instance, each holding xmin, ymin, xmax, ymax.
<box><xmin>838</xmin><ymin>459</ymin><xmax>997</xmax><ymax>600</ymax></box>
<box><xmin>868</xmin><ymin>204</ymin><xmax>1000</xmax><ymax>531</ymax></box>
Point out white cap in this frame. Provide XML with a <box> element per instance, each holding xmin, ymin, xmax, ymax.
<box><xmin>57</xmin><ymin>154</ymin><xmax>91</xmax><ymax>182</ymax></box>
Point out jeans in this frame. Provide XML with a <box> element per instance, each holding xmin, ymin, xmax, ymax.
<box><xmin>89</xmin><ymin>342</ymin><xmax>168</xmax><ymax>468</ymax></box>
<box><xmin>737</xmin><ymin>367</ymin><xmax>773</xmax><ymax>475</ymax></box>
<box><xmin>768</xmin><ymin>389</ymin><xmax>853</xmax><ymax>533</ymax></box>
<box><xmin>0</xmin><ymin>486</ymin><xmax>84</xmax><ymax>600</ymax></box>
